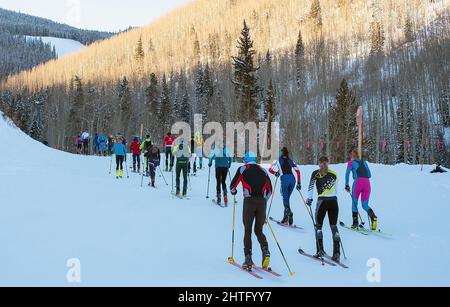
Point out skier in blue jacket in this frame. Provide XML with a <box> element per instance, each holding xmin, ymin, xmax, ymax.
<box><xmin>208</xmin><ymin>145</ymin><xmax>232</xmax><ymax>206</ymax></box>
<box><xmin>111</xmin><ymin>136</ymin><xmax>127</xmax><ymax>179</ymax></box>
<box><xmin>97</xmin><ymin>133</ymin><xmax>107</xmax><ymax>156</ymax></box>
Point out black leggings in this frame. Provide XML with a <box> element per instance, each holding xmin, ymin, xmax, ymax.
<box><xmin>116</xmin><ymin>156</ymin><xmax>124</xmax><ymax>171</ymax></box>
<box><xmin>243</xmin><ymin>197</ymin><xmax>268</xmax><ymax>256</ymax></box>
<box><xmin>315</xmin><ymin>198</ymin><xmax>340</xmax><ymax>243</ymax></box>
<box><xmin>216</xmin><ymin>167</ymin><xmax>228</xmax><ymax>195</ymax></box>
<box><xmin>165</xmin><ymin>147</ymin><xmax>174</xmax><ymax>169</ymax></box>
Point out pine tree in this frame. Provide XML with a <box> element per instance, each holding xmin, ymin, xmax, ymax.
<box><xmin>330</xmin><ymin>79</ymin><xmax>359</xmax><ymax>162</ymax></box>
<box><xmin>159</xmin><ymin>74</ymin><xmax>173</xmax><ymax>134</ymax></box>
<box><xmin>264</xmin><ymin>79</ymin><xmax>276</xmax><ymax>142</ymax></box>
<box><xmin>134</xmin><ymin>36</ymin><xmax>145</xmax><ymax>63</ymax></box>
<box><xmin>309</xmin><ymin>0</ymin><xmax>323</xmax><ymax>29</ymax></box>
<box><xmin>179</xmin><ymin>89</ymin><xmax>191</xmax><ymax>125</ymax></box>
<box><xmin>232</xmin><ymin>20</ymin><xmax>259</xmax><ymax>123</ymax></box>
<box><xmin>404</xmin><ymin>16</ymin><xmax>415</xmax><ymax>43</ymax></box>
<box><xmin>145</xmin><ymin>73</ymin><xmax>160</xmax><ymax>116</ymax></box>
<box><xmin>295</xmin><ymin>30</ymin><xmax>306</xmax><ymax>94</ymax></box>
<box><xmin>118</xmin><ymin>77</ymin><xmax>131</xmax><ymax>135</ymax></box>
<box><xmin>396</xmin><ymin>93</ymin><xmax>413</xmax><ymax>164</ymax></box>
<box><xmin>202</xmin><ymin>63</ymin><xmax>214</xmax><ymax>123</ymax></box>
<box><xmin>68</xmin><ymin>75</ymin><xmax>84</xmax><ymax>138</ymax></box>
<box><xmin>369</xmin><ymin>18</ymin><xmax>385</xmax><ymax>56</ymax></box>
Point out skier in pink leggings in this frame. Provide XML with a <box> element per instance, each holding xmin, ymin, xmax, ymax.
<box><xmin>345</xmin><ymin>149</ymin><xmax>378</xmax><ymax>230</ymax></box>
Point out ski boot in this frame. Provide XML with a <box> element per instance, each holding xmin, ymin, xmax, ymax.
<box><xmin>351</xmin><ymin>212</ymin><xmax>359</xmax><ymax>229</ymax></box>
<box><xmin>116</xmin><ymin>170</ymin><xmax>120</xmax><ymax>179</ymax></box>
<box><xmin>314</xmin><ymin>228</ymin><xmax>325</xmax><ymax>258</ymax></box>
<box><xmin>368</xmin><ymin>209</ymin><xmax>378</xmax><ymax>231</ymax></box>
<box><xmin>332</xmin><ymin>239</ymin><xmax>341</xmax><ymax>263</ymax></box>
<box><xmin>261</xmin><ymin>246</ymin><xmax>271</xmax><ymax>269</ymax></box>
<box><xmin>176</xmin><ymin>190</ymin><xmax>181</xmax><ymax>197</ymax></box>
<box><xmin>133</xmin><ymin>165</ymin><xmax>136</xmax><ymax>173</ymax></box>
<box><xmin>281</xmin><ymin>208</ymin><xmax>290</xmax><ymax>225</ymax></box>
<box><xmin>242</xmin><ymin>252</ymin><xmax>254</xmax><ymax>271</ymax></box>
<box><xmin>216</xmin><ymin>193</ymin><xmax>222</xmax><ymax>206</ymax></box>
<box><xmin>288</xmin><ymin>209</ymin><xmax>294</xmax><ymax>226</ymax></box>
<box><xmin>151</xmin><ymin>180</ymin><xmax>155</xmax><ymax>188</ymax></box>
<box><xmin>119</xmin><ymin>170</ymin><xmax>124</xmax><ymax>178</ymax></box>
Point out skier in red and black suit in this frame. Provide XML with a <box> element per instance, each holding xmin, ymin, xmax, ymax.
<box><xmin>230</xmin><ymin>152</ymin><xmax>273</xmax><ymax>271</ymax></box>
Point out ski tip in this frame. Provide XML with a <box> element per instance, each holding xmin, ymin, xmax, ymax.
<box><xmin>290</xmin><ymin>272</ymin><xmax>296</xmax><ymax>277</ymax></box>
<box><xmin>227</xmin><ymin>257</ymin><xmax>235</xmax><ymax>264</ymax></box>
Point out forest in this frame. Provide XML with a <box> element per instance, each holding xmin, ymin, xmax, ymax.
<box><xmin>0</xmin><ymin>0</ymin><xmax>449</xmax><ymax>166</ymax></box>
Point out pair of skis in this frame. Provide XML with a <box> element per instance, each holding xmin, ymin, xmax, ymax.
<box><xmin>339</xmin><ymin>221</ymin><xmax>392</xmax><ymax>238</ymax></box>
<box><xmin>298</xmin><ymin>249</ymin><xmax>349</xmax><ymax>269</ymax></box>
<box><xmin>227</xmin><ymin>258</ymin><xmax>281</xmax><ymax>279</ymax></box>
<box><xmin>212</xmin><ymin>199</ymin><xmax>228</xmax><ymax>208</ymax></box>
<box><xmin>269</xmin><ymin>217</ymin><xmax>304</xmax><ymax>230</ymax></box>
<box><xmin>171</xmin><ymin>192</ymin><xmax>190</xmax><ymax>200</ymax></box>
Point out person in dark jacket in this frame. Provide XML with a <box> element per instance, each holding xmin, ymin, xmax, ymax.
<box><xmin>209</xmin><ymin>145</ymin><xmax>232</xmax><ymax>206</ymax></box>
<box><xmin>146</xmin><ymin>144</ymin><xmax>161</xmax><ymax>188</ymax></box>
<box><xmin>230</xmin><ymin>152</ymin><xmax>273</xmax><ymax>271</ymax></box>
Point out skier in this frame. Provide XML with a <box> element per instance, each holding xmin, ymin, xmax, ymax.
<box><xmin>189</xmin><ymin>135</ymin><xmax>198</xmax><ymax>176</ymax></box>
<box><xmin>140</xmin><ymin>135</ymin><xmax>153</xmax><ymax>176</ymax></box>
<box><xmin>306</xmin><ymin>156</ymin><xmax>341</xmax><ymax>262</ymax></box>
<box><xmin>97</xmin><ymin>133</ymin><xmax>107</xmax><ymax>156</ymax></box>
<box><xmin>111</xmin><ymin>136</ymin><xmax>127</xmax><ymax>179</ymax></box>
<box><xmin>107</xmin><ymin>136</ymin><xmax>114</xmax><ymax>155</ymax></box>
<box><xmin>75</xmin><ymin>135</ymin><xmax>83</xmax><ymax>154</ymax></box>
<box><xmin>345</xmin><ymin>149</ymin><xmax>378</xmax><ymax>230</ymax></box>
<box><xmin>163</xmin><ymin>132</ymin><xmax>175</xmax><ymax>171</ymax></box>
<box><xmin>268</xmin><ymin>147</ymin><xmax>302</xmax><ymax>225</ymax></box>
<box><xmin>130</xmin><ymin>137</ymin><xmax>142</xmax><ymax>173</ymax></box>
<box><xmin>208</xmin><ymin>145</ymin><xmax>232</xmax><ymax>206</ymax></box>
<box><xmin>93</xmin><ymin>133</ymin><xmax>99</xmax><ymax>155</ymax></box>
<box><xmin>81</xmin><ymin>131</ymin><xmax>90</xmax><ymax>155</ymax></box>
<box><xmin>194</xmin><ymin>131</ymin><xmax>204</xmax><ymax>170</ymax></box>
<box><xmin>147</xmin><ymin>144</ymin><xmax>161</xmax><ymax>188</ymax></box>
<box><xmin>172</xmin><ymin>140</ymin><xmax>191</xmax><ymax>197</ymax></box>
<box><xmin>230</xmin><ymin>152</ymin><xmax>273</xmax><ymax>271</ymax></box>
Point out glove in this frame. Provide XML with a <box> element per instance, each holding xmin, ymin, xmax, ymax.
<box><xmin>296</xmin><ymin>183</ymin><xmax>302</xmax><ymax>191</ymax></box>
<box><xmin>306</xmin><ymin>198</ymin><xmax>313</xmax><ymax>207</ymax></box>
<box><xmin>345</xmin><ymin>185</ymin><xmax>351</xmax><ymax>193</ymax></box>
<box><xmin>231</xmin><ymin>188</ymin><xmax>238</xmax><ymax>196</ymax></box>
<box><xmin>208</xmin><ymin>163</ymin><xmax>212</xmax><ymax>168</ymax></box>
<box><xmin>274</xmin><ymin>172</ymin><xmax>280</xmax><ymax>178</ymax></box>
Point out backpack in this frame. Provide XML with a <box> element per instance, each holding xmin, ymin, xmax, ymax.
<box><xmin>356</xmin><ymin>160</ymin><xmax>370</xmax><ymax>178</ymax></box>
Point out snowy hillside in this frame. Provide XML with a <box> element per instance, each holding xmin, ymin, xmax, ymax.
<box><xmin>1</xmin><ymin>113</ymin><xmax>450</xmax><ymax>286</ymax></box>
<box><xmin>26</xmin><ymin>36</ymin><xmax>85</xmax><ymax>58</ymax></box>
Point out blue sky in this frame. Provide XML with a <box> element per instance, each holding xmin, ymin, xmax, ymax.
<box><xmin>0</xmin><ymin>0</ymin><xmax>190</xmax><ymax>32</ymax></box>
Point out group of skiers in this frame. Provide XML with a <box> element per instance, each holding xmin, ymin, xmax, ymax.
<box><xmin>104</xmin><ymin>131</ymin><xmax>380</xmax><ymax>272</ymax></box>
<box><xmin>75</xmin><ymin>131</ymin><xmax>111</xmax><ymax>156</ymax></box>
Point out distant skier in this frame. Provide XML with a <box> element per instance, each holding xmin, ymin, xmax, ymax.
<box><xmin>111</xmin><ymin>136</ymin><xmax>127</xmax><ymax>179</ymax></box>
<box><xmin>75</xmin><ymin>135</ymin><xmax>83</xmax><ymax>154</ymax></box>
<box><xmin>345</xmin><ymin>149</ymin><xmax>378</xmax><ymax>230</ymax></box>
<box><xmin>97</xmin><ymin>133</ymin><xmax>107</xmax><ymax>156</ymax></box>
<box><xmin>306</xmin><ymin>156</ymin><xmax>341</xmax><ymax>262</ymax></box>
<box><xmin>431</xmin><ymin>162</ymin><xmax>447</xmax><ymax>174</ymax></box>
<box><xmin>269</xmin><ymin>147</ymin><xmax>302</xmax><ymax>226</ymax></box>
<box><xmin>140</xmin><ymin>135</ymin><xmax>153</xmax><ymax>176</ymax></box>
<box><xmin>163</xmin><ymin>132</ymin><xmax>175</xmax><ymax>171</ymax></box>
<box><xmin>107</xmin><ymin>136</ymin><xmax>114</xmax><ymax>155</ymax></box>
<box><xmin>230</xmin><ymin>152</ymin><xmax>273</xmax><ymax>271</ymax></box>
<box><xmin>147</xmin><ymin>144</ymin><xmax>161</xmax><ymax>188</ymax></box>
<box><xmin>172</xmin><ymin>140</ymin><xmax>191</xmax><ymax>197</ymax></box>
<box><xmin>130</xmin><ymin>137</ymin><xmax>142</xmax><ymax>173</ymax></box>
<box><xmin>194</xmin><ymin>131</ymin><xmax>204</xmax><ymax>170</ymax></box>
<box><xmin>208</xmin><ymin>145</ymin><xmax>232</xmax><ymax>206</ymax></box>
<box><xmin>81</xmin><ymin>131</ymin><xmax>90</xmax><ymax>155</ymax></box>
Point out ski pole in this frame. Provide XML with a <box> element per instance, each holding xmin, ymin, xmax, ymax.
<box><xmin>266</xmin><ymin>218</ymin><xmax>295</xmax><ymax>277</ymax></box>
<box><xmin>339</xmin><ymin>233</ymin><xmax>348</xmax><ymax>260</ymax></box>
<box><xmin>188</xmin><ymin>169</ymin><xmax>192</xmax><ymax>191</ymax></box>
<box><xmin>171</xmin><ymin>164</ymin><xmax>174</xmax><ymax>193</ymax></box>
<box><xmin>206</xmin><ymin>166</ymin><xmax>211</xmax><ymax>199</ymax></box>
<box><xmin>227</xmin><ymin>194</ymin><xmax>237</xmax><ymax>264</ymax></box>
<box><xmin>266</xmin><ymin>176</ymin><xmax>279</xmax><ymax>223</ymax></box>
<box><xmin>109</xmin><ymin>154</ymin><xmax>113</xmax><ymax>174</ymax></box>
<box><xmin>124</xmin><ymin>154</ymin><xmax>130</xmax><ymax>178</ymax></box>
<box><xmin>158</xmin><ymin>165</ymin><xmax>169</xmax><ymax>186</ymax></box>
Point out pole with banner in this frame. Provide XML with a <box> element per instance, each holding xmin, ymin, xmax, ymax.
<box><xmin>356</xmin><ymin>106</ymin><xmax>364</xmax><ymax>159</ymax></box>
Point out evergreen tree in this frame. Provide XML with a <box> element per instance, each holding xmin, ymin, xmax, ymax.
<box><xmin>134</xmin><ymin>36</ymin><xmax>145</xmax><ymax>63</ymax></box>
<box><xmin>295</xmin><ymin>30</ymin><xmax>306</xmax><ymax>94</ymax></box>
<box><xmin>369</xmin><ymin>18</ymin><xmax>385</xmax><ymax>56</ymax></box>
<box><xmin>404</xmin><ymin>16</ymin><xmax>415</xmax><ymax>43</ymax></box>
<box><xmin>179</xmin><ymin>89</ymin><xmax>191</xmax><ymax>125</ymax></box>
<box><xmin>145</xmin><ymin>73</ymin><xmax>160</xmax><ymax>116</ymax></box>
<box><xmin>330</xmin><ymin>79</ymin><xmax>359</xmax><ymax>163</ymax></box>
<box><xmin>68</xmin><ymin>75</ymin><xmax>84</xmax><ymax>137</ymax></box>
<box><xmin>159</xmin><ymin>74</ymin><xmax>173</xmax><ymax>134</ymax></box>
<box><xmin>232</xmin><ymin>20</ymin><xmax>259</xmax><ymax>123</ymax></box>
<box><xmin>202</xmin><ymin>63</ymin><xmax>214</xmax><ymax>123</ymax></box>
<box><xmin>309</xmin><ymin>0</ymin><xmax>323</xmax><ymax>29</ymax></box>
<box><xmin>396</xmin><ymin>93</ymin><xmax>413</xmax><ymax>164</ymax></box>
<box><xmin>118</xmin><ymin>77</ymin><xmax>131</xmax><ymax>134</ymax></box>
<box><xmin>264</xmin><ymin>79</ymin><xmax>276</xmax><ymax>142</ymax></box>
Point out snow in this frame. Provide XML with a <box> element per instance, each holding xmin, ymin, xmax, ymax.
<box><xmin>25</xmin><ymin>36</ymin><xmax>85</xmax><ymax>58</ymax></box>
<box><xmin>1</xmin><ymin>112</ymin><xmax>450</xmax><ymax>286</ymax></box>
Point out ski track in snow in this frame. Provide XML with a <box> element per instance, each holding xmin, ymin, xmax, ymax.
<box><xmin>1</xmin><ymin>113</ymin><xmax>450</xmax><ymax>286</ymax></box>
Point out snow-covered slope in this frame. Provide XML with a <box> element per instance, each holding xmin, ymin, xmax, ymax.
<box><xmin>26</xmin><ymin>36</ymin><xmax>85</xmax><ymax>57</ymax></box>
<box><xmin>1</xmin><ymin>113</ymin><xmax>450</xmax><ymax>286</ymax></box>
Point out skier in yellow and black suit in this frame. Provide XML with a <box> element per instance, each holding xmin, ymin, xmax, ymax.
<box><xmin>306</xmin><ymin>156</ymin><xmax>341</xmax><ymax>262</ymax></box>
